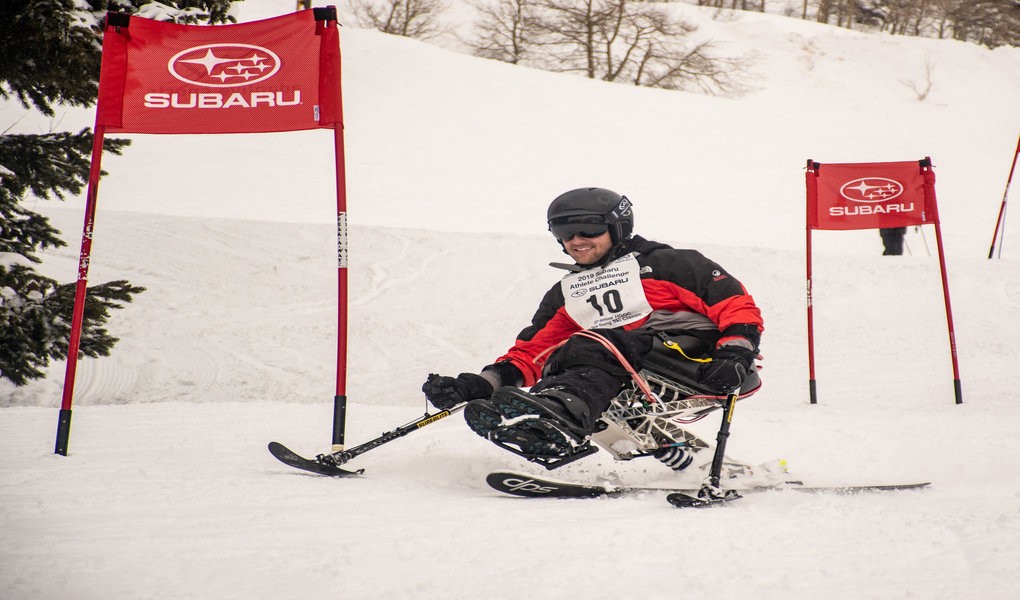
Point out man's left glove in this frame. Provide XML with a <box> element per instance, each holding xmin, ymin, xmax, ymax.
<box><xmin>422</xmin><ymin>373</ymin><xmax>494</xmax><ymax>410</ymax></box>
<box><xmin>697</xmin><ymin>346</ymin><xmax>756</xmax><ymax>394</ymax></box>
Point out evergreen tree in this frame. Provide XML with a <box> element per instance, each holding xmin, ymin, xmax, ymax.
<box><xmin>0</xmin><ymin>0</ymin><xmax>237</xmax><ymax>386</ymax></box>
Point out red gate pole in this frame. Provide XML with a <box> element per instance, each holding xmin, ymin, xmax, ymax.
<box><xmin>806</xmin><ymin>229</ymin><xmax>818</xmax><ymax>404</ymax></box>
<box><xmin>805</xmin><ymin>161</ymin><xmax>819</xmax><ymax>404</ymax></box>
<box><xmin>933</xmin><ymin>220</ymin><xmax>963</xmax><ymax>404</ymax></box>
<box><xmin>987</xmin><ymin>134</ymin><xmax>1018</xmax><ymax>259</ymax></box>
<box><xmin>924</xmin><ymin>159</ymin><xmax>963</xmax><ymax>404</ymax></box>
<box><xmin>55</xmin><ymin>125</ymin><xmax>107</xmax><ymax>455</ymax></box>
<box><xmin>331</xmin><ymin>123</ymin><xmax>350</xmax><ymax>452</ymax></box>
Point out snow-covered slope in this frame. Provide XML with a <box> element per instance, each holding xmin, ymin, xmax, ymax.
<box><xmin>2</xmin><ymin>2</ymin><xmax>1019</xmax><ymax>598</ymax></box>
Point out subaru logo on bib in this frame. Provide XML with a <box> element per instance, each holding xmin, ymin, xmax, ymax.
<box><xmin>560</xmin><ymin>253</ymin><xmax>653</xmax><ymax>329</ymax></box>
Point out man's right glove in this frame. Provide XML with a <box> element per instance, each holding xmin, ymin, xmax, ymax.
<box><xmin>422</xmin><ymin>373</ymin><xmax>494</xmax><ymax>410</ymax></box>
<box><xmin>697</xmin><ymin>346</ymin><xmax>756</xmax><ymax>394</ymax></box>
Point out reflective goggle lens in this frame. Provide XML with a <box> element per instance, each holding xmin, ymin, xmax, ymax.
<box><xmin>549</xmin><ymin>222</ymin><xmax>609</xmax><ymax>242</ymax></box>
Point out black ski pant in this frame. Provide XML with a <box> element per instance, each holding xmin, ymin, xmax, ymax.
<box><xmin>880</xmin><ymin>227</ymin><xmax>906</xmax><ymax>255</ymax></box>
<box><xmin>531</xmin><ymin>328</ymin><xmax>658</xmax><ymax>418</ymax></box>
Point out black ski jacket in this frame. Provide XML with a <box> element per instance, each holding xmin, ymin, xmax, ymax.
<box><xmin>492</xmin><ymin>235</ymin><xmax>763</xmax><ymax>386</ymax></box>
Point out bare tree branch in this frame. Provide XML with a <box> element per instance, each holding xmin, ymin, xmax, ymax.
<box><xmin>476</xmin><ymin>0</ymin><xmax>752</xmax><ymax>95</ymax></box>
<box><xmin>348</xmin><ymin>0</ymin><xmax>449</xmax><ymax>41</ymax></box>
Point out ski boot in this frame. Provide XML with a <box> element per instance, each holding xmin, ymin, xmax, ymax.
<box><xmin>486</xmin><ymin>386</ymin><xmax>599</xmax><ymax>469</ymax></box>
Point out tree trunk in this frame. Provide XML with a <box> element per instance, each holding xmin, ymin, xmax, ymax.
<box><xmin>817</xmin><ymin>0</ymin><xmax>831</xmax><ymax>24</ymax></box>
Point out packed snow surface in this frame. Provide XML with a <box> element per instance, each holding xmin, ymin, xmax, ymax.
<box><xmin>2</xmin><ymin>1</ymin><xmax>1019</xmax><ymax>598</ymax></box>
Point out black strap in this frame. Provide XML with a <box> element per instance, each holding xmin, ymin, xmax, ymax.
<box><xmin>718</xmin><ymin>324</ymin><xmax>760</xmax><ymax>349</ymax></box>
<box><xmin>313</xmin><ymin>6</ymin><xmax>338</xmax><ymax>21</ymax></box>
<box><xmin>106</xmin><ymin>12</ymin><xmax>130</xmax><ymax>29</ymax></box>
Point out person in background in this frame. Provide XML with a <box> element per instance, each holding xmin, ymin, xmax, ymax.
<box><xmin>879</xmin><ymin>227</ymin><xmax>907</xmax><ymax>255</ymax></box>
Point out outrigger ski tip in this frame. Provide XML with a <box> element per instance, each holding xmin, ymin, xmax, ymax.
<box><xmin>267</xmin><ymin>442</ymin><xmax>364</xmax><ymax>477</ymax></box>
<box><xmin>267</xmin><ymin>405</ymin><xmax>467</xmax><ymax>477</ymax></box>
<box><xmin>666</xmin><ymin>487</ymin><xmax>743</xmax><ymax>508</ymax></box>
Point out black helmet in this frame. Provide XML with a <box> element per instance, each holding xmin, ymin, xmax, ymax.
<box><xmin>547</xmin><ymin>187</ymin><xmax>634</xmax><ymax>244</ymax></box>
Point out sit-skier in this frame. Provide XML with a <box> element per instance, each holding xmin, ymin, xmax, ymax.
<box><xmin>423</xmin><ymin>187</ymin><xmax>763</xmax><ymax>471</ymax></box>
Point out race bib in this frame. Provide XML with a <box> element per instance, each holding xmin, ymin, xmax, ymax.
<box><xmin>561</xmin><ymin>253</ymin><xmax>653</xmax><ymax>329</ymax></box>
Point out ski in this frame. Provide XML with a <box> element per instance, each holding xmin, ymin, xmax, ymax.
<box><xmin>666</xmin><ymin>480</ymin><xmax>932</xmax><ymax>508</ymax></box>
<box><xmin>267</xmin><ymin>442</ymin><xmax>364</xmax><ymax>477</ymax></box>
<box><xmin>486</xmin><ymin>470</ymin><xmax>930</xmax><ymax>500</ymax></box>
<box><xmin>487</xmin><ymin>471</ymin><xmax>702</xmax><ymax>498</ymax></box>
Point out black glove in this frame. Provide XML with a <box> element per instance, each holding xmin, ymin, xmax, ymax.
<box><xmin>697</xmin><ymin>346</ymin><xmax>756</xmax><ymax>394</ymax></box>
<box><xmin>422</xmin><ymin>373</ymin><xmax>494</xmax><ymax>410</ymax></box>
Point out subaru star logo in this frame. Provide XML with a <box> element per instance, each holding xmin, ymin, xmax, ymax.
<box><xmin>839</xmin><ymin>177</ymin><xmax>904</xmax><ymax>203</ymax></box>
<box><xmin>168</xmin><ymin>44</ymin><xmax>281</xmax><ymax>88</ymax></box>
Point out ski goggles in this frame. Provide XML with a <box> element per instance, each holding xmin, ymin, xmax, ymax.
<box><xmin>549</xmin><ymin>217</ymin><xmax>609</xmax><ymax>242</ymax></box>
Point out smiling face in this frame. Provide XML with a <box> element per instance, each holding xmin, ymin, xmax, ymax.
<box><xmin>562</xmin><ymin>230</ymin><xmax>614</xmax><ymax>265</ymax></box>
